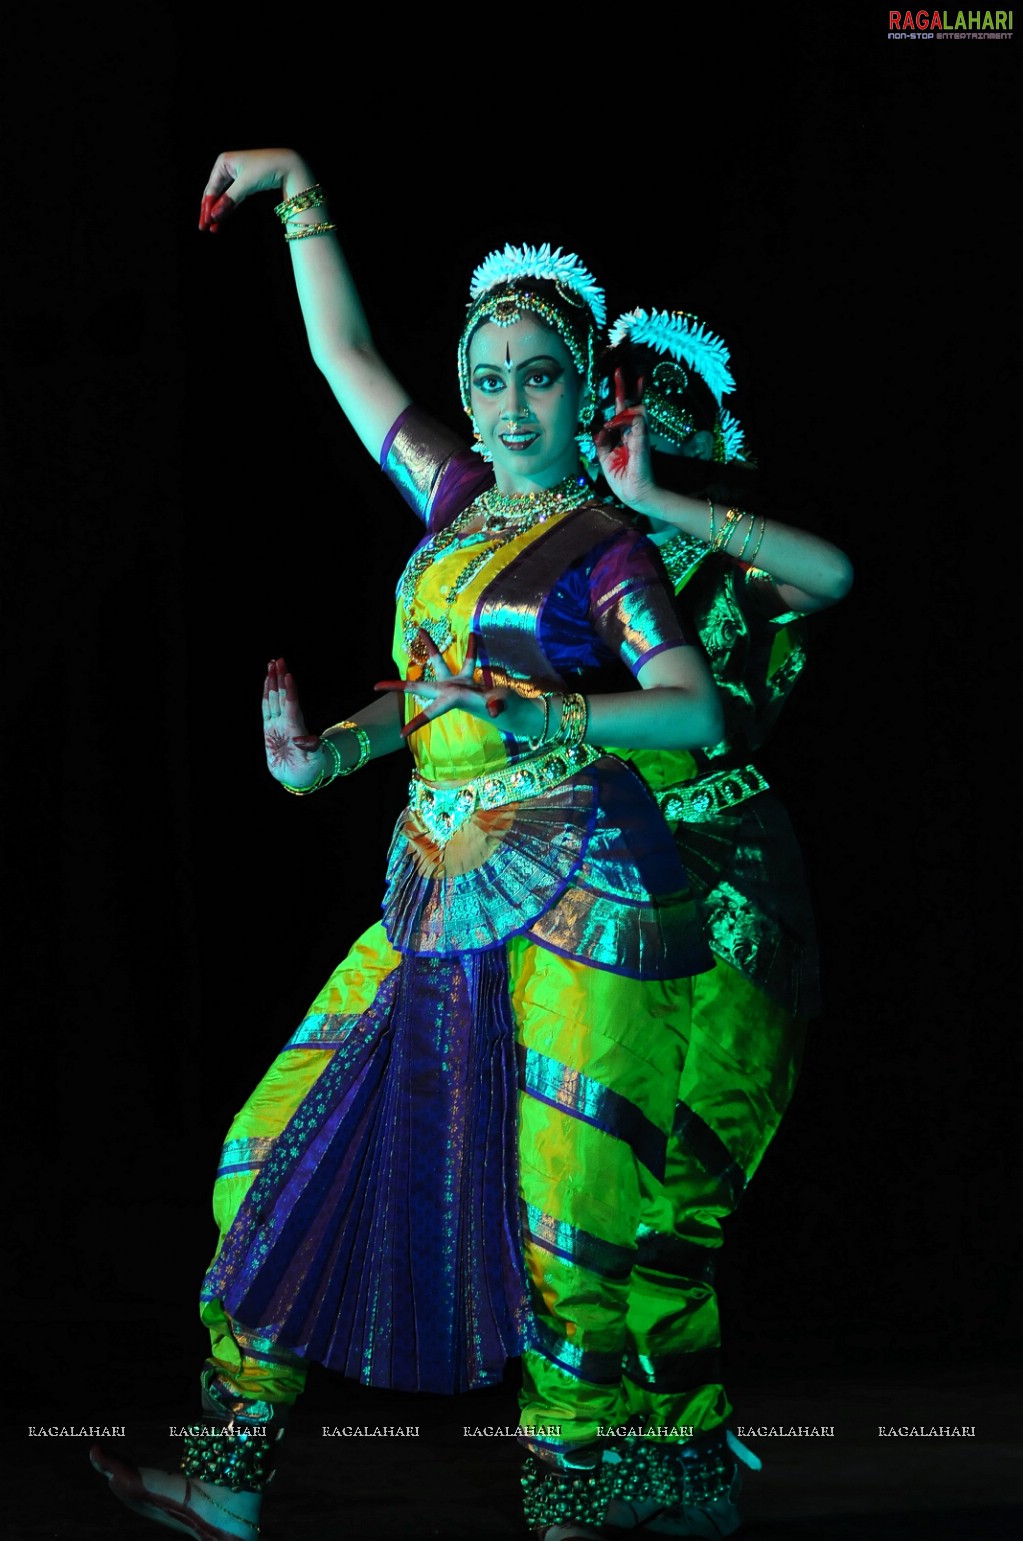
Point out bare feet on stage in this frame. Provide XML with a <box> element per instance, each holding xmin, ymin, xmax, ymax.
<box><xmin>90</xmin><ymin>1446</ymin><xmax>262</xmax><ymax>1540</ymax></box>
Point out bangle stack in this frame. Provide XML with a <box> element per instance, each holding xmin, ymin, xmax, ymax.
<box><xmin>746</xmin><ymin>515</ymin><xmax>767</xmax><ymax>567</ymax></box>
<box><xmin>712</xmin><ymin>506</ymin><xmax>745</xmax><ymax>552</ymax></box>
<box><xmin>553</xmin><ymin>692</ymin><xmax>589</xmax><ymax>748</ymax></box>
<box><xmin>279</xmin><ymin>721</ymin><xmax>370</xmax><ymax>796</ymax></box>
<box><xmin>708</xmin><ymin>504</ymin><xmax>769</xmax><ymax>567</ymax></box>
<box><xmin>274</xmin><ymin>183</ymin><xmax>337</xmax><ymax>242</ymax></box>
<box><xmin>322</xmin><ymin>720</ymin><xmax>372</xmax><ymax>776</ymax></box>
<box><xmin>528</xmin><ymin>691</ymin><xmax>588</xmax><ymax>752</ymax></box>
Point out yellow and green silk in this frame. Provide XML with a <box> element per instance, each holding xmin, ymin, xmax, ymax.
<box><xmin>201</xmin><ymin>502</ymin><xmax>716</xmax><ymax>1467</ymax></box>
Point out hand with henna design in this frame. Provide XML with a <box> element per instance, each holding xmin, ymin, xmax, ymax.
<box><xmin>263</xmin><ymin>657</ymin><xmax>327</xmax><ymax>789</ymax></box>
<box><xmin>375</xmin><ymin>632</ymin><xmax>540</xmax><ymax>742</ymax></box>
<box><xmin>594</xmin><ymin>366</ymin><xmax>660</xmax><ymax>513</ymax></box>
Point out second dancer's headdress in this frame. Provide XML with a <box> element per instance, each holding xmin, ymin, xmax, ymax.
<box><xmin>605</xmin><ymin>307</ymin><xmax>748</xmax><ymax>464</ymax></box>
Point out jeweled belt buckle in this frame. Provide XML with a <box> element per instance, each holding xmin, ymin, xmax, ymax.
<box><xmin>413</xmin><ymin>778</ymin><xmax>479</xmax><ymax>845</ymax></box>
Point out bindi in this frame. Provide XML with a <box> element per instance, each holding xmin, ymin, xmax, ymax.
<box><xmin>504</xmin><ymin>343</ymin><xmax>514</xmax><ymax>371</ymax></box>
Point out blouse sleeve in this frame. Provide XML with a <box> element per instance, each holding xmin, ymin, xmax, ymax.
<box><xmin>380</xmin><ymin>404</ymin><xmax>493</xmax><ymax>532</ymax></box>
<box><xmin>588</xmin><ymin>527</ymin><xmax>691</xmax><ymax>677</ymax></box>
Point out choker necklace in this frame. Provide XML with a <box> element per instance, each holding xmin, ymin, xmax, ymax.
<box><xmin>397</xmin><ymin>473</ymin><xmax>594</xmax><ymax>663</ymax></box>
<box><xmin>474</xmin><ymin>473</ymin><xmax>592</xmax><ymax>531</ymax></box>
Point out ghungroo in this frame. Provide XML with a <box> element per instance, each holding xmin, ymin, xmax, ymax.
<box><xmin>180</xmin><ymin>1424</ymin><xmax>277</xmax><ymax>1494</ymax></box>
<box><xmin>521</xmin><ymin>1455</ymin><xmax>618</xmax><ymax>1529</ymax></box>
<box><xmin>522</xmin><ymin>1429</ymin><xmax>750</xmax><ymax>1529</ymax></box>
<box><xmin>667</xmin><ymin>1429</ymin><xmax>736</xmax><ymax>1505</ymax></box>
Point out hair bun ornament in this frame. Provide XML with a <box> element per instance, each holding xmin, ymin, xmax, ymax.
<box><xmin>470</xmin><ymin>243</ymin><xmax>607</xmax><ymax>328</ymax></box>
<box><xmin>718</xmin><ymin>407</ymin><xmax>747</xmax><ymax>463</ymax></box>
<box><xmin>607</xmin><ymin>308</ymin><xmax>735</xmax><ymax>403</ymax></box>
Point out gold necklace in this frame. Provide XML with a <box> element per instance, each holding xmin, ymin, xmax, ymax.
<box><xmin>397</xmin><ymin>475</ymin><xmax>594</xmax><ymax>663</ymax></box>
<box><xmin>475</xmin><ymin>473</ymin><xmax>592</xmax><ymax>531</ymax></box>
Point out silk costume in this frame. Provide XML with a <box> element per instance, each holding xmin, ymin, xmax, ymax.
<box><xmin>368</xmin><ymin>410</ymin><xmax>819</xmax><ymax>1446</ymax></box>
<box><xmin>199</xmin><ymin>406</ymin><xmax>717</xmax><ymax>1465</ymax></box>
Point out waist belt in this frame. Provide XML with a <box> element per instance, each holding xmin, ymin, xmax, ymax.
<box><xmin>655</xmin><ymin>762</ymin><xmax>769</xmax><ymax>824</ymax></box>
<box><xmin>409</xmin><ymin>742</ymin><xmax>601</xmax><ymax>847</ymax></box>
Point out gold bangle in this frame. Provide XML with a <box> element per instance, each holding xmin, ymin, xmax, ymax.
<box><xmin>323</xmin><ymin>720</ymin><xmax>372</xmax><ymax>775</ymax></box>
<box><xmin>712</xmin><ymin>506</ymin><xmax>744</xmax><ymax>553</ymax></box>
<box><xmin>273</xmin><ymin>183</ymin><xmax>326</xmax><ymax>223</ymax></box>
<box><xmin>707</xmin><ymin>498</ymin><xmax>716</xmax><ymax>546</ymax></box>
<box><xmin>284</xmin><ymin>221</ymin><xmax>338</xmax><ymax>242</ymax></box>
<box><xmin>552</xmin><ymin>691</ymin><xmax>588</xmax><ymax>748</ymax></box>
<box><xmin>527</xmin><ymin>693</ymin><xmax>553</xmax><ymax>751</ymax></box>
<box><xmin>737</xmin><ymin>512</ymin><xmax>756</xmax><ymax>563</ymax></box>
<box><xmin>747</xmin><ymin>514</ymin><xmax>767</xmax><ymax>567</ymax></box>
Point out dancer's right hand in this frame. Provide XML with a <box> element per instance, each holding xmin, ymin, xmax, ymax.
<box><xmin>199</xmin><ymin>148</ymin><xmax>310</xmax><ymax>232</ymax></box>
<box><xmin>262</xmin><ymin>657</ymin><xmax>325</xmax><ymax>789</ymax></box>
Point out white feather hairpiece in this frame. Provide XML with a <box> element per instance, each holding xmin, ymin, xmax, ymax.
<box><xmin>718</xmin><ymin>407</ymin><xmax>747</xmax><ymax>463</ymax></box>
<box><xmin>607</xmin><ymin>308</ymin><xmax>735</xmax><ymax>402</ymax></box>
<box><xmin>469</xmin><ymin>243</ymin><xmax>606</xmax><ymax>328</ymax></box>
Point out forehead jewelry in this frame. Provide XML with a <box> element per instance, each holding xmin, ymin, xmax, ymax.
<box><xmin>470</xmin><ymin>244</ymin><xmax>606</xmax><ymax>326</ymax></box>
<box><xmin>458</xmin><ymin>242</ymin><xmax>605</xmax><ymax>421</ymax></box>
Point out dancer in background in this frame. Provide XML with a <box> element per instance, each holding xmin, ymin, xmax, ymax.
<box><xmin>589</xmin><ymin>306</ymin><xmax>852</xmax><ymax>1531</ymax></box>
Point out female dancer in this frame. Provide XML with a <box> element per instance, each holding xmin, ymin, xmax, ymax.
<box><xmin>90</xmin><ymin>150</ymin><xmax>737</xmax><ymax>1541</ymax></box>
<box><xmin>589</xmin><ymin>308</ymin><xmax>852</xmax><ymax>1530</ymax></box>
<box><xmin>340</xmin><ymin>297</ymin><xmax>853</xmax><ymax>1538</ymax></box>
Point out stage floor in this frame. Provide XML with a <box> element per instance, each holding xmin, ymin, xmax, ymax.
<box><xmin>15</xmin><ymin>1359</ymin><xmax>1022</xmax><ymax>1539</ymax></box>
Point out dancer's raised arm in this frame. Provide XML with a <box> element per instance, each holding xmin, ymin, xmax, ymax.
<box><xmin>200</xmin><ymin>148</ymin><xmax>411</xmax><ymax>459</ymax></box>
<box><xmin>596</xmin><ymin>313</ymin><xmax>854</xmax><ymax>615</ymax></box>
<box><xmin>597</xmin><ymin>390</ymin><xmax>852</xmax><ymax>614</ymax></box>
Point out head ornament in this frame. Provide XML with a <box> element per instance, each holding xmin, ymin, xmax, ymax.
<box><xmin>607</xmin><ymin>308</ymin><xmax>735</xmax><ymax>403</ymax></box>
<box><xmin>459</xmin><ymin>244</ymin><xmax>605</xmax><ymax>452</ymax></box>
<box><xmin>606</xmin><ymin>307</ymin><xmax>747</xmax><ymax>465</ymax></box>
<box><xmin>469</xmin><ymin>243</ymin><xmax>606</xmax><ymax>327</ymax></box>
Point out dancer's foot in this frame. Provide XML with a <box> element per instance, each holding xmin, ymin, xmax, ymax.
<box><xmin>90</xmin><ymin>1446</ymin><xmax>261</xmax><ymax>1539</ymax></box>
<box><xmin>605</xmin><ymin>1485</ymin><xmax>741</xmax><ymax>1535</ymax></box>
<box><xmin>602</xmin><ymin>1429</ymin><xmax>757</xmax><ymax>1536</ymax></box>
<box><xmin>535</xmin><ymin>1527</ymin><xmax>613</xmax><ymax>1540</ymax></box>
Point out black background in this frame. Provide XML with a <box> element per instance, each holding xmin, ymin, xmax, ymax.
<box><xmin>2</xmin><ymin>1</ymin><xmax>1019</xmax><ymax>1516</ymax></box>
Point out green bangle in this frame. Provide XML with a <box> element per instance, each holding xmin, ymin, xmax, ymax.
<box><xmin>322</xmin><ymin>721</ymin><xmax>372</xmax><ymax>776</ymax></box>
<box><xmin>280</xmin><ymin>770</ymin><xmax>323</xmax><ymax>796</ymax></box>
<box><xmin>279</xmin><ymin>734</ymin><xmax>342</xmax><ymax>796</ymax></box>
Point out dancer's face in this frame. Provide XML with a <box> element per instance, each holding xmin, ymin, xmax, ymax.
<box><xmin>468</xmin><ymin>317</ymin><xmax>582</xmax><ymax>491</ymax></box>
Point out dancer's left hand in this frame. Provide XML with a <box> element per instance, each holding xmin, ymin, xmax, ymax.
<box><xmin>595</xmin><ymin>367</ymin><xmax>658</xmax><ymax>512</ymax></box>
<box><xmin>263</xmin><ymin>656</ymin><xmax>326</xmax><ymax>787</ymax></box>
<box><xmin>376</xmin><ymin>633</ymin><xmax>537</xmax><ymax>740</ymax></box>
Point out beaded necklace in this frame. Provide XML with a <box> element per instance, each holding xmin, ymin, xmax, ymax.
<box><xmin>473</xmin><ymin>473</ymin><xmax>592</xmax><ymax>532</ymax></box>
<box><xmin>398</xmin><ymin>474</ymin><xmax>593</xmax><ymax>662</ymax></box>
